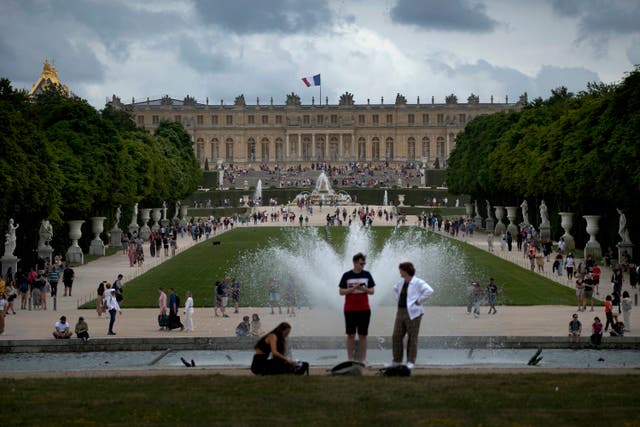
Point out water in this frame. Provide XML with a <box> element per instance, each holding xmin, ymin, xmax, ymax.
<box><xmin>295</xmin><ymin>172</ymin><xmax>352</xmax><ymax>205</ymax></box>
<box><xmin>1</xmin><ymin>349</ymin><xmax>637</xmax><ymax>371</ymax></box>
<box><xmin>254</xmin><ymin>179</ymin><xmax>262</xmax><ymax>202</ymax></box>
<box><xmin>228</xmin><ymin>224</ymin><xmax>475</xmax><ymax>310</ymax></box>
<box><xmin>383</xmin><ymin>190</ymin><xmax>388</xmax><ymax>206</ymax></box>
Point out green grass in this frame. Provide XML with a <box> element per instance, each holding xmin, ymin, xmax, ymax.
<box><xmin>81</xmin><ymin>227</ymin><xmax>577</xmax><ymax>309</ymax></box>
<box><xmin>5</xmin><ymin>374</ymin><xmax>640</xmax><ymax>426</ymax></box>
<box><xmin>71</xmin><ymin>247</ymin><xmax>120</xmax><ymax>267</ymax></box>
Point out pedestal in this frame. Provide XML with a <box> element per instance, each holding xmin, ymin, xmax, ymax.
<box><xmin>540</xmin><ymin>226</ymin><xmax>551</xmax><ymax>241</ymax></box>
<box><xmin>110</xmin><ymin>228</ymin><xmax>122</xmax><ymax>248</ymax></box>
<box><xmin>485</xmin><ymin>218</ymin><xmax>494</xmax><ymax>233</ymax></box>
<box><xmin>474</xmin><ymin>215</ymin><xmax>483</xmax><ymax>230</ymax></box>
<box><xmin>505</xmin><ymin>206</ymin><xmax>519</xmax><ymax>237</ymax></box>
<box><xmin>128</xmin><ymin>223</ymin><xmax>139</xmax><ymax>236</ymax></box>
<box><xmin>464</xmin><ymin>203</ymin><xmax>473</xmax><ymax>218</ymax></box>
<box><xmin>494</xmin><ymin>206</ymin><xmax>506</xmax><ymax>236</ymax></box>
<box><xmin>420</xmin><ymin>168</ymin><xmax>426</xmax><ymax>187</ymax></box>
<box><xmin>583</xmin><ymin>215</ymin><xmax>601</xmax><ymax>259</ymax></box>
<box><xmin>617</xmin><ymin>242</ymin><xmax>634</xmax><ymax>264</ymax></box>
<box><xmin>66</xmin><ymin>220</ymin><xmax>85</xmax><ymax>264</ymax></box>
<box><xmin>89</xmin><ymin>217</ymin><xmax>106</xmax><ymax>256</ymax></box>
<box><xmin>37</xmin><ymin>246</ymin><xmax>53</xmax><ymax>263</ymax></box>
<box><xmin>244</xmin><ymin>180</ymin><xmax>249</xmax><ymax>191</ymax></box>
<box><xmin>1</xmin><ymin>255</ymin><xmax>19</xmax><ymax>279</ymax></box>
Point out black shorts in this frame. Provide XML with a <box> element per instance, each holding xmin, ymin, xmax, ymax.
<box><xmin>344</xmin><ymin>310</ymin><xmax>371</xmax><ymax>336</ymax></box>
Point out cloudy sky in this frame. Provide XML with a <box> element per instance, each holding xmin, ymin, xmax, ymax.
<box><xmin>1</xmin><ymin>0</ymin><xmax>638</xmax><ymax>108</ymax></box>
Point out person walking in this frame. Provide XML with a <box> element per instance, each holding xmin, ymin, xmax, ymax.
<box><xmin>157</xmin><ymin>287</ymin><xmax>167</xmax><ymax>331</ymax></box>
<box><xmin>486</xmin><ymin>278</ymin><xmax>498</xmax><ymax>315</ymax></box>
<box><xmin>167</xmin><ymin>288</ymin><xmax>184</xmax><ymax>331</ymax></box>
<box><xmin>390</xmin><ymin>262</ymin><xmax>433</xmax><ymax>370</ymax></box>
<box><xmin>62</xmin><ymin>265</ymin><xmax>74</xmax><ymax>297</ymax></box>
<box><xmin>338</xmin><ymin>252</ymin><xmax>376</xmax><ymax>364</ymax></box>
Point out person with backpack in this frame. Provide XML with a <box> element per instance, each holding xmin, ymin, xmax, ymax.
<box><xmin>389</xmin><ymin>262</ymin><xmax>433</xmax><ymax>370</ymax></box>
<box><xmin>167</xmin><ymin>287</ymin><xmax>184</xmax><ymax>331</ymax></box>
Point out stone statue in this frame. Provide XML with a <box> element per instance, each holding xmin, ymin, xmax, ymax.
<box><xmin>38</xmin><ymin>219</ymin><xmax>53</xmax><ymax>249</ymax></box>
<box><xmin>162</xmin><ymin>201</ymin><xmax>168</xmax><ymax>220</ymax></box>
<box><xmin>4</xmin><ymin>218</ymin><xmax>19</xmax><ymax>257</ymax></box>
<box><xmin>115</xmin><ymin>205</ymin><xmax>122</xmax><ymax>226</ymax></box>
<box><xmin>520</xmin><ymin>200</ymin><xmax>529</xmax><ymax>225</ymax></box>
<box><xmin>539</xmin><ymin>200</ymin><xmax>550</xmax><ymax>227</ymax></box>
<box><xmin>455</xmin><ymin>199</ymin><xmax>459</xmax><ymax>208</ymax></box>
<box><xmin>485</xmin><ymin>200</ymin><xmax>493</xmax><ymax>220</ymax></box>
<box><xmin>474</xmin><ymin>200</ymin><xmax>480</xmax><ymax>217</ymax></box>
<box><xmin>130</xmin><ymin>202</ymin><xmax>139</xmax><ymax>225</ymax></box>
<box><xmin>617</xmin><ymin>208</ymin><xmax>631</xmax><ymax>243</ymax></box>
<box><xmin>173</xmin><ymin>201</ymin><xmax>180</xmax><ymax>219</ymax></box>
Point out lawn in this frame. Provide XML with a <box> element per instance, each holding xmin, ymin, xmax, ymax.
<box><xmin>5</xmin><ymin>373</ymin><xmax>640</xmax><ymax>426</ymax></box>
<box><xmin>82</xmin><ymin>227</ymin><xmax>578</xmax><ymax>309</ymax></box>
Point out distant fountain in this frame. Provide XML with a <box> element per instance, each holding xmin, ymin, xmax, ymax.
<box><xmin>254</xmin><ymin>179</ymin><xmax>262</xmax><ymax>203</ymax></box>
<box><xmin>383</xmin><ymin>190</ymin><xmax>388</xmax><ymax>206</ymax></box>
<box><xmin>294</xmin><ymin>172</ymin><xmax>352</xmax><ymax>205</ymax></box>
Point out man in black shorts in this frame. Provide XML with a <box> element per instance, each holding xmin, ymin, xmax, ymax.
<box><xmin>339</xmin><ymin>252</ymin><xmax>376</xmax><ymax>363</ymax></box>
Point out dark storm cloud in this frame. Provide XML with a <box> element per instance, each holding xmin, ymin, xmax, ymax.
<box><xmin>390</xmin><ymin>0</ymin><xmax>498</xmax><ymax>33</ymax></box>
<box><xmin>549</xmin><ymin>0</ymin><xmax>640</xmax><ymax>38</ymax></box>
<box><xmin>177</xmin><ymin>35</ymin><xmax>230</xmax><ymax>73</ymax></box>
<box><xmin>192</xmin><ymin>0</ymin><xmax>334</xmax><ymax>34</ymax></box>
<box><xmin>433</xmin><ymin>59</ymin><xmax>600</xmax><ymax>99</ymax></box>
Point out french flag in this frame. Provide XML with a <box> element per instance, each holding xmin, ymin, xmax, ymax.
<box><xmin>301</xmin><ymin>74</ymin><xmax>321</xmax><ymax>87</ymax></box>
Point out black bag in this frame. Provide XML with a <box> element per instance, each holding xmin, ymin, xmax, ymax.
<box><xmin>158</xmin><ymin>313</ymin><xmax>168</xmax><ymax>327</ymax></box>
<box><xmin>293</xmin><ymin>361</ymin><xmax>309</xmax><ymax>376</ymax></box>
<box><xmin>329</xmin><ymin>361</ymin><xmax>364</xmax><ymax>376</ymax></box>
<box><xmin>380</xmin><ymin>365</ymin><xmax>411</xmax><ymax>377</ymax></box>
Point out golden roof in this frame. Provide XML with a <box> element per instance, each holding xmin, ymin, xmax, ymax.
<box><xmin>28</xmin><ymin>60</ymin><xmax>70</xmax><ymax>97</ymax></box>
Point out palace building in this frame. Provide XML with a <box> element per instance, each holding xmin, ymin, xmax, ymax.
<box><xmin>113</xmin><ymin>91</ymin><xmax>525</xmax><ymax>169</ymax></box>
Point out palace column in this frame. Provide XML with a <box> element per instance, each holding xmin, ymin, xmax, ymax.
<box><xmin>311</xmin><ymin>133</ymin><xmax>316</xmax><ymax>159</ymax></box>
<box><xmin>339</xmin><ymin>133</ymin><xmax>344</xmax><ymax>161</ymax></box>
<box><xmin>285</xmin><ymin>133</ymin><xmax>290</xmax><ymax>159</ymax></box>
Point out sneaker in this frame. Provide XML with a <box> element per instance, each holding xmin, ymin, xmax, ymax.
<box><xmin>223</xmin><ymin>314</ymin><xmax>229</xmax><ymax>318</ymax></box>
<box><xmin>108</xmin><ymin>332</ymin><xmax>116</xmax><ymax>335</ymax></box>
<box><xmin>384</xmin><ymin>362</ymin><xmax>400</xmax><ymax>368</ymax></box>
<box><xmin>406</xmin><ymin>362</ymin><xmax>415</xmax><ymax>370</ymax></box>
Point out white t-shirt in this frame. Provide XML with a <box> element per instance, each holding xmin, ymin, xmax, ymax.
<box><xmin>55</xmin><ymin>321</ymin><xmax>69</xmax><ymax>333</ymax></box>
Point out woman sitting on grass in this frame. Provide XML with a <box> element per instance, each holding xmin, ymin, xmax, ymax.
<box><xmin>251</xmin><ymin>322</ymin><xmax>295</xmax><ymax>375</ymax></box>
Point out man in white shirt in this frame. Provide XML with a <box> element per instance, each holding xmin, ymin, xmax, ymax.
<box><xmin>53</xmin><ymin>315</ymin><xmax>72</xmax><ymax>339</ymax></box>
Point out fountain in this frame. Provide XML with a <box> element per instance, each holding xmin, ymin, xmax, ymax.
<box><xmin>383</xmin><ymin>190</ymin><xmax>388</xmax><ymax>206</ymax></box>
<box><xmin>294</xmin><ymin>172</ymin><xmax>352</xmax><ymax>205</ymax></box>
<box><xmin>254</xmin><ymin>179</ymin><xmax>262</xmax><ymax>204</ymax></box>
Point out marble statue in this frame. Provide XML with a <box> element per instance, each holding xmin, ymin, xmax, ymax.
<box><xmin>38</xmin><ymin>219</ymin><xmax>53</xmax><ymax>248</ymax></box>
<box><xmin>4</xmin><ymin>218</ymin><xmax>19</xmax><ymax>257</ymax></box>
<box><xmin>539</xmin><ymin>200</ymin><xmax>550</xmax><ymax>227</ymax></box>
<box><xmin>485</xmin><ymin>200</ymin><xmax>493</xmax><ymax>220</ymax></box>
<box><xmin>455</xmin><ymin>199</ymin><xmax>460</xmax><ymax>207</ymax></box>
<box><xmin>173</xmin><ymin>201</ymin><xmax>180</xmax><ymax>219</ymax></box>
<box><xmin>474</xmin><ymin>200</ymin><xmax>480</xmax><ymax>217</ymax></box>
<box><xmin>115</xmin><ymin>205</ymin><xmax>122</xmax><ymax>226</ymax></box>
<box><xmin>131</xmin><ymin>202</ymin><xmax>139</xmax><ymax>225</ymax></box>
<box><xmin>617</xmin><ymin>208</ymin><xmax>631</xmax><ymax>243</ymax></box>
<box><xmin>520</xmin><ymin>200</ymin><xmax>529</xmax><ymax>224</ymax></box>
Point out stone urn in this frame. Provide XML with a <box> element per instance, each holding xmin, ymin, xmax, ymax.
<box><xmin>464</xmin><ymin>203</ymin><xmax>473</xmax><ymax>218</ymax></box>
<box><xmin>151</xmin><ymin>208</ymin><xmax>162</xmax><ymax>232</ymax></box>
<box><xmin>505</xmin><ymin>206</ymin><xmax>519</xmax><ymax>237</ymax></box>
<box><xmin>558</xmin><ymin>212</ymin><xmax>575</xmax><ymax>252</ymax></box>
<box><xmin>139</xmin><ymin>208</ymin><xmax>152</xmax><ymax>240</ymax></box>
<box><xmin>66</xmin><ymin>220</ymin><xmax>85</xmax><ymax>264</ymax></box>
<box><xmin>89</xmin><ymin>216</ymin><xmax>106</xmax><ymax>256</ymax></box>
<box><xmin>397</xmin><ymin>194</ymin><xmax>405</xmax><ymax>207</ymax></box>
<box><xmin>179</xmin><ymin>205</ymin><xmax>189</xmax><ymax>228</ymax></box>
<box><xmin>494</xmin><ymin>206</ymin><xmax>506</xmax><ymax>236</ymax></box>
<box><xmin>583</xmin><ymin>215</ymin><xmax>602</xmax><ymax>258</ymax></box>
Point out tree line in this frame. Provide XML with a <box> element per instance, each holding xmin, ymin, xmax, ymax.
<box><xmin>447</xmin><ymin>67</ymin><xmax>640</xmax><ymax>252</ymax></box>
<box><xmin>0</xmin><ymin>79</ymin><xmax>201</xmax><ymax>265</ymax></box>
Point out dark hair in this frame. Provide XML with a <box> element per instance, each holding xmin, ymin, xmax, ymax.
<box><xmin>399</xmin><ymin>262</ymin><xmax>416</xmax><ymax>277</ymax></box>
<box><xmin>605</xmin><ymin>295</ymin><xmax>612</xmax><ymax>301</ymax></box>
<box><xmin>623</xmin><ymin>291</ymin><xmax>630</xmax><ymax>298</ymax></box>
<box><xmin>353</xmin><ymin>252</ymin><xmax>365</xmax><ymax>263</ymax></box>
<box><xmin>254</xmin><ymin>322</ymin><xmax>291</xmax><ymax>354</ymax></box>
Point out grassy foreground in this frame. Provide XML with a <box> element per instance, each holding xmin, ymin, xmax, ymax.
<box><xmin>5</xmin><ymin>373</ymin><xmax>640</xmax><ymax>426</ymax></box>
<box><xmin>85</xmin><ymin>227</ymin><xmax>577</xmax><ymax>308</ymax></box>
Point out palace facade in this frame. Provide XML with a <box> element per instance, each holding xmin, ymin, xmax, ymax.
<box><xmin>115</xmin><ymin>91</ymin><xmax>524</xmax><ymax>169</ymax></box>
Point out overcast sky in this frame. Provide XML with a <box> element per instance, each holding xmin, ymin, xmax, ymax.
<box><xmin>2</xmin><ymin>0</ymin><xmax>638</xmax><ymax>108</ymax></box>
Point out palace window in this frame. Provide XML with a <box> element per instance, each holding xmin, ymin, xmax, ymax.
<box><xmin>407</xmin><ymin>137</ymin><xmax>416</xmax><ymax>160</ymax></box>
<box><xmin>317</xmin><ymin>115</ymin><xmax>324</xmax><ymax>125</ymax></box>
<box><xmin>386</xmin><ymin>114</ymin><xmax>393</xmax><ymax>124</ymax></box>
<box><xmin>372</xmin><ymin>137</ymin><xmax>380</xmax><ymax>160</ymax></box>
<box><xmin>226</xmin><ymin>115</ymin><xmax>233</xmax><ymax>125</ymax></box>
<box><xmin>248</xmin><ymin>115</ymin><xmax>255</xmax><ymax>124</ymax></box>
<box><xmin>247</xmin><ymin>138</ymin><xmax>256</xmax><ymax>161</ymax></box>
<box><xmin>437</xmin><ymin>114</ymin><xmax>444</xmax><ymax>124</ymax></box>
<box><xmin>211</xmin><ymin>115</ymin><xmax>218</xmax><ymax>125</ymax></box>
<box><xmin>372</xmin><ymin>114</ymin><xmax>379</xmax><ymax>124</ymax></box>
<box><xmin>225</xmin><ymin>138</ymin><xmax>234</xmax><ymax>161</ymax></box>
<box><xmin>459</xmin><ymin>114</ymin><xmax>466</xmax><ymax>124</ymax></box>
<box><xmin>385</xmin><ymin>137</ymin><xmax>394</xmax><ymax>160</ymax></box>
<box><xmin>422</xmin><ymin>137</ymin><xmax>430</xmax><ymax>160</ymax></box>
<box><xmin>137</xmin><ymin>115</ymin><xmax>145</xmax><ymax>125</ymax></box>
<box><xmin>330</xmin><ymin>114</ymin><xmax>338</xmax><ymax>124</ymax></box>
<box><xmin>275</xmin><ymin>115</ymin><xmax>283</xmax><ymax>124</ymax></box>
<box><xmin>303</xmin><ymin>115</ymin><xmax>310</xmax><ymax>125</ymax></box>
<box><xmin>408</xmin><ymin>114</ymin><xmax>414</xmax><ymax>124</ymax></box>
<box><xmin>197</xmin><ymin>115</ymin><xmax>203</xmax><ymax>125</ymax></box>
<box><xmin>422</xmin><ymin>114</ymin><xmax>429</xmax><ymax>124</ymax></box>
<box><xmin>262</xmin><ymin>115</ymin><xmax>269</xmax><ymax>124</ymax></box>
<box><xmin>358</xmin><ymin>114</ymin><xmax>365</xmax><ymax>124</ymax></box>
<box><xmin>152</xmin><ymin>115</ymin><xmax>159</xmax><ymax>124</ymax></box>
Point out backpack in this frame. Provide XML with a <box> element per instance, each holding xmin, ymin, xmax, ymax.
<box><xmin>329</xmin><ymin>361</ymin><xmax>364</xmax><ymax>376</ymax></box>
<box><xmin>379</xmin><ymin>365</ymin><xmax>411</xmax><ymax>377</ymax></box>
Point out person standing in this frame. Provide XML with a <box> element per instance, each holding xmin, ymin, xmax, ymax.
<box><xmin>486</xmin><ymin>278</ymin><xmax>498</xmax><ymax>315</ymax></box>
<box><xmin>104</xmin><ymin>283</ymin><xmax>121</xmax><ymax>336</ymax></box>
<box><xmin>338</xmin><ymin>252</ymin><xmax>376</xmax><ymax>363</ymax></box>
<box><xmin>390</xmin><ymin>262</ymin><xmax>433</xmax><ymax>370</ymax></box>
<box><xmin>231</xmin><ymin>279</ymin><xmax>240</xmax><ymax>314</ymax></box>
<box><xmin>268</xmin><ymin>276</ymin><xmax>282</xmax><ymax>315</ymax></box>
<box><xmin>565</xmin><ymin>253</ymin><xmax>575</xmax><ymax>281</ymax></box>
<box><xmin>157</xmin><ymin>287</ymin><xmax>167</xmax><ymax>330</ymax></box>
<box><xmin>46</xmin><ymin>265</ymin><xmax>59</xmax><ymax>298</ymax></box>
<box><xmin>0</xmin><ymin>292</ymin><xmax>7</xmax><ymax>334</ymax></box>
<box><xmin>591</xmin><ymin>316</ymin><xmax>603</xmax><ymax>346</ymax></box>
<box><xmin>214</xmin><ymin>280</ymin><xmax>229</xmax><ymax>318</ymax></box>
<box><xmin>96</xmin><ymin>282</ymin><xmax>106</xmax><ymax>316</ymax></box>
<box><xmin>167</xmin><ymin>288</ymin><xmax>184</xmax><ymax>331</ymax></box>
<box><xmin>62</xmin><ymin>265</ymin><xmax>75</xmax><ymax>297</ymax></box>
<box><xmin>184</xmin><ymin>291</ymin><xmax>194</xmax><ymax>332</ymax></box>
